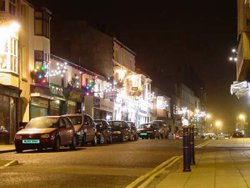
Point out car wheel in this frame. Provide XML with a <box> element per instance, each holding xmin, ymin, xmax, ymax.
<box><xmin>122</xmin><ymin>134</ymin><xmax>126</xmax><ymax>142</ymax></box>
<box><xmin>53</xmin><ymin>137</ymin><xmax>60</xmax><ymax>151</ymax></box>
<box><xmin>108</xmin><ymin>135</ymin><xmax>113</xmax><ymax>144</ymax></box>
<box><xmin>70</xmin><ymin>135</ymin><xmax>76</xmax><ymax>150</ymax></box>
<box><xmin>16</xmin><ymin>147</ymin><xmax>23</xmax><ymax>153</ymax></box>
<box><xmin>99</xmin><ymin>134</ymin><xmax>105</xmax><ymax>144</ymax></box>
<box><xmin>81</xmin><ymin>134</ymin><xmax>86</xmax><ymax>146</ymax></box>
<box><xmin>91</xmin><ymin>135</ymin><xmax>97</xmax><ymax>146</ymax></box>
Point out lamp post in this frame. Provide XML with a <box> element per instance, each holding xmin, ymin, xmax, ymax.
<box><xmin>215</xmin><ymin>120</ymin><xmax>222</xmax><ymax>137</ymax></box>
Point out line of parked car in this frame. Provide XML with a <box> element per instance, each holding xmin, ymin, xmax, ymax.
<box><xmin>14</xmin><ymin>113</ymin><xmax>139</xmax><ymax>153</ymax></box>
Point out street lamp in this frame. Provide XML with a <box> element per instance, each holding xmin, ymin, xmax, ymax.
<box><xmin>215</xmin><ymin>120</ymin><xmax>222</xmax><ymax>135</ymax></box>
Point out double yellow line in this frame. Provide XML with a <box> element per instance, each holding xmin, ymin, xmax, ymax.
<box><xmin>126</xmin><ymin>156</ymin><xmax>182</xmax><ymax>188</ymax></box>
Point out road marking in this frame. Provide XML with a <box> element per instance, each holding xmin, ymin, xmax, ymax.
<box><xmin>0</xmin><ymin>160</ymin><xmax>18</xmax><ymax>169</ymax></box>
<box><xmin>126</xmin><ymin>155</ymin><xmax>182</xmax><ymax>188</ymax></box>
<box><xmin>195</xmin><ymin>140</ymin><xmax>211</xmax><ymax>148</ymax></box>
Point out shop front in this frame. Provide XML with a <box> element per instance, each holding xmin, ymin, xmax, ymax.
<box><xmin>85</xmin><ymin>96</ymin><xmax>113</xmax><ymax>120</ymax></box>
<box><xmin>0</xmin><ymin>84</ymin><xmax>21</xmax><ymax>144</ymax></box>
<box><xmin>65</xmin><ymin>88</ymin><xmax>84</xmax><ymax>114</ymax></box>
<box><xmin>30</xmin><ymin>84</ymin><xmax>66</xmax><ymax>118</ymax></box>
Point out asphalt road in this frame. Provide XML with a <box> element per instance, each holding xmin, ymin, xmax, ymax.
<box><xmin>0</xmin><ymin>139</ymin><xmax>202</xmax><ymax>188</ymax></box>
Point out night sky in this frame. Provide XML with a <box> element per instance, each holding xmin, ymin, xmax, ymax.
<box><xmin>32</xmin><ymin>0</ymin><xmax>243</xmax><ymax>131</ymax></box>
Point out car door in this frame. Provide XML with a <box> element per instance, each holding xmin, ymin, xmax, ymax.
<box><xmin>59</xmin><ymin>118</ymin><xmax>68</xmax><ymax>145</ymax></box>
<box><xmin>84</xmin><ymin>115</ymin><xmax>96</xmax><ymax>142</ymax></box>
<box><xmin>63</xmin><ymin>117</ymin><xmax>74</xmax><ymax>144</ymax></box>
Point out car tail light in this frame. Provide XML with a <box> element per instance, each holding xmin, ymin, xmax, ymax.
<box><xmin>41</xmin><ymin>134</ymin><xmax>50</xmax><ymax>138</ymax></box>
<box><xmin>15</xmin><ymin>135</ymin><xmax>22</xmax><ymax>140</ymax></box>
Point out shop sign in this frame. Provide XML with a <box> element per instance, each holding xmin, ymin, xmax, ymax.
<box><xmin>68</xmin><ymin>90</ymin><xmax>84</xmax><ymax>102</ymax></box>
<box><xmin>50</xmin><ymin>85</ymin><xmax>64</xmax><ymax>98</ymax></box>
<box><xmin>31</xmin><ymin>98</ymin><xmax>49</xmax><ymax>108</ymax></box>
<box><xmin>100</xmin><ymin>98</ymin><xmax>114</xmax><ymax>112</ymax></box>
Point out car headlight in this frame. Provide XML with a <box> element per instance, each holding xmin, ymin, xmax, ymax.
<box><xmin>113</xmin><ymin>131</ymin><xmax>121</xmax><ymax>134</ymax></box>
<box><xmin>15</xmin><ymin>135</ymin><xmax>22</xmax><ymax>140</ymax></box>
<box><xmin>41</xmin><ymin>134</ymin><xmax>50</xmax><ymax>138</ymax></box>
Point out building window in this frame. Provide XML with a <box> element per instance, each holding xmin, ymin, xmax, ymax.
<box><xmin>0</xmin><ymin>37</ymin><xmax>18</xmax><ymax>73</ymax></box>
<box><xmin>0</xmin><ymin>0</ymin><xmax>5</xmax><ymax>11</ymax></box>
<box><xmin>34</xmin><ymin>10</ymin><xmax>50</xmax><ymax>38</ymax></box>
<box><xmin>9</xmin><ymin>0</ymin><xmax>16</xmax><ymax>16</ymax></box>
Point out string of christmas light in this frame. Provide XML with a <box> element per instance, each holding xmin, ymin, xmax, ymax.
<box><xmin>31</xmin><ymin>64</ymin><xmax>48</xmax><ymax>84</ymax></box>
<box><xmin>49</xmin><ymin>62</ymin><xmax>68</xmax><ymax>77</ymax></box>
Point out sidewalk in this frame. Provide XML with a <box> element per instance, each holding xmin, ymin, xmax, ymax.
<box><xmin>155</xmin><ymin>138</ymin><xmax>250</xmax><ymax>188</ymax></box>
<box><xmin>0</xmin><ymin>144</ymin><xmax>15</xmax><ymax>153</ymax></box>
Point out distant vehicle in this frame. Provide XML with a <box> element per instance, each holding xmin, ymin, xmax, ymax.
<box><xmin>126</xmin><ymin>121</ymin><xmax>139</xmax><ymax>141</ymax></box>
<box><xmin>14</xmin><ymin>116</ymin><xmax>76</xmax><ymax>153</ymax></box>
<box><xmin>232</xmin><ymin>132</ymin><xmax>244</xmax><ymax>138</ymax></box>
<box><xmin>94</xmin><ymin>119</ymin><xmax>112</xmax><ymax>144</ymax></box>
<box><xmin>175</xmin><ymin>130</ymin><xmax>183</xmax><ymax>139</ymax></box>
<box><xmin>62</xmin><ymin>113</ymin><xmax>97</xmax><ymax>146</ymax></box>
<box><xmin>137</xmin><ymin>123</ymin><xmax>162</xmax><ymax>139</ymax></box>
<box><xmin>109</xmin><ymin>120</ymin><xmax>131</xmax><ymax>142</ymax></box>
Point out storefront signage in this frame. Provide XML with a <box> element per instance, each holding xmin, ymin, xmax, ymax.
<box><xmin>50</xmin><ymin>85</ymin><xmax>64</xmax><ymax>98</ymax></box>
<box><xmin>68</xmin><ymin>90</ymin><xmax>84</xmax><ymax>102</ymax></box>
<box><xmin>100</xmin><ymin>99</ymin><xmax>114</xmax><ymax>112</ymax></box>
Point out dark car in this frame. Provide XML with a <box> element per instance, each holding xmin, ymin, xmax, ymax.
<box><xmin>150</xmin><ymin>120</ymin><xmax>169</xmax><ymax>139</ymax></box>
<box><xmin>126</xmin><ymin>121</ymin><xmax>138</xmax><ymax>141</ymax></box>
<box><xmin>14</xmin><ymin>116</ymin><xmax>76</xmax><ymax>153</ymax></box>
<box><xmin>232</xmin><ymin>131</ymin><xmax>244</xmax><ymax>138</ymax></box>
<box><xmin>94</xmin><ymin>119</ymin><xmax>112</xmax><ymax>144</ymax></box>
<box><xmin>137</xmin><ymin>123</ymin><xmax>162</xmax><ymax>139</ymax></box>
<box><xmin>62</xmin><ymin>113</ymin><xmax>97</xmax><ymax>146</ymax></box>
<box><xmin>109</xmin><ymin>120</ymin><xmax>131</xmax><ymax>142</ymax></box>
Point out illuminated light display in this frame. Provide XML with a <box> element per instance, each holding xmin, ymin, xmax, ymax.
<box><xmin>68</xmin><ymin>74</ymin><xmax>81</xmax><ymax>89</ymax></box>
<box><xmin>31</xmin><ymin>65</ymin><xmax>48</xmax><ymax>84</ymax></box>
<box><xmin>49</xmin><ymin>62</ymin><xmax>68</xmax><ymax>78</ymax></box>
<box><xmin>83</xmin><ymin>78</ymin><xmax>95</xmax><ymax>95</ymax></box>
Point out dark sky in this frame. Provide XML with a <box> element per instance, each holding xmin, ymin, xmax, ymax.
<box><xmin>34</xmin><ymin>0</ymin><xmax>245</xmax><ymax>131</ymax></box>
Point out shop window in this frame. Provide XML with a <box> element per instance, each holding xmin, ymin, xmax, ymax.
<box><xmin>0</xmin><ymin>0</ymin><xmax>5</xmax><ymax>11</ymax></box>
<box><xmin>34</xmin><ymin>10</ymin><xmax>50</xmax><ymax>38</ymax></box>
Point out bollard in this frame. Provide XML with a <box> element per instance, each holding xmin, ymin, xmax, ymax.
<box><xmin>189</xmin><ymin>125</ymin><xmax>195</xmax><ymax>165</ymax></box>
<box><xmin>183</xmin><ymin>126</ymin><xmax>191</xmax><ymax>172</ymax></box>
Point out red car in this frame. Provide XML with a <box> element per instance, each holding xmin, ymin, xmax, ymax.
<box><xmin>14</xmin><ymin>116</ymin><xmax>76</xmax><ymax>153</ymax></box>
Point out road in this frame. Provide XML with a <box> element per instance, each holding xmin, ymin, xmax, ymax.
<box><xmin>0</xmin><ymin>139</ymin><xmax>203</xmax><ymax>188</ymax></box>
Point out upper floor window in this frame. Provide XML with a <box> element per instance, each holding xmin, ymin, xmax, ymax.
<box><xmin>35</xmin><ymin>10</ymin><xmax>51</xmax><ymax>38</ymax></box>
<box><xmin>0</xmin><ymin>0</ymin><xmax>5</xmax><ymax>11</ymax></box>
<box><xmin>9</xmin><ymin>0</ymin><xmax>16</xmax><ymax>16</ymax></box>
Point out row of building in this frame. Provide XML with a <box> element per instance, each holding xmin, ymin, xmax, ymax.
<box><xmin>0</xmin><ymin>0</ymin><xmax>206</xmax><ymax>144</ymax></box>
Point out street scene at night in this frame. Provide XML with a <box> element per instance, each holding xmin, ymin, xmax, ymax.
<box><xmin>2</xmin><ymin>0</ymin><xmax>250</xmax><ymax>187</ymax></box>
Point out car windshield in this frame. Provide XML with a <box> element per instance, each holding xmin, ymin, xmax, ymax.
<box><xmin>25</xmin><ymin>117</ymin><xmax>59</xmax><ymax>129</ymax></box>
<box><xmin>110</xmin><ymin>121</ymin><xmax>123</xmax><ymax>128</ymax></box>
<box><xmin>68</xmin><ymin>116</ymin><xmax>82</xmax><ymax>125</ymax></box>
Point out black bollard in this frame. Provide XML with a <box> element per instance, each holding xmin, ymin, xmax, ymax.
<box><xmin>183</xmin><ymin>126</ymin><xmax>191</xmax><ymax>172</ymax></box>
<box><xmin>189</xmin><ymin>125</ymin><xmax>195</xmax><ymax>165</ymax></box>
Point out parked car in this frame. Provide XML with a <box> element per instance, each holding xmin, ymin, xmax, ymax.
<box><xmin>126</xmin><ymin>121</ymin><xmax>138</xmax><ymax>141</ymax></box>
<box><xmin>109</xmin><ymin>120</ymin><xmax>131</xmax><ymax>142</ymax></box>
<box><xmin>14</xmin><ymin>116</ymin><xmax>76</xmax><ymax>153</ymax></box>
<box><xmin>137</xmin><ymin>123</ymin><xmax>162</xmax><ymax>139</ymax></box>
<box><xmin>150</xmin><ymin>120</ymin><xmax>169</xmax><ymax>139</ymax></box>
<box><xmin>232</xmin><ymin>131</ymin><xmax>244</xmax><ymax>138</ymax></box>
<box><xmin>62</xmin><ymin>113</ymin><xmax>97</xmax><ymax>146</ymax></box>
<box><xmin>94</xmin><ymin>119</ymin><xmax>112</xmax><ymax>144</ymax></box>
<box><xmin>175</xmin><ymin>130</ymin><xmax>183</xmax><ymax>139</ymax></box>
